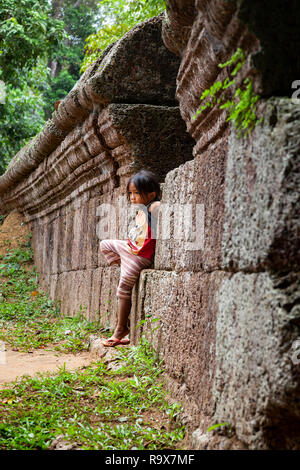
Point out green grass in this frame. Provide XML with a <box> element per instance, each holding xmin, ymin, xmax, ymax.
<box><xmin>0</xmin><ymin>243</ymin><xmax>102</xmax><ymax>352</ymax></box>
<box><xmin>0</xmin><ymin>242</ymin><xmax>185</xmax><ymax>450</ymax></box>
<box><xmin>0</xmin><ymin>341</ymin><xmax>185</xmax><ymax>450</ymax></box>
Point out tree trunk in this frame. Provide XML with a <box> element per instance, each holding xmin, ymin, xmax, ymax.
<box><xmin>51</xmin><ymin>0</ymin><xmax>63</xmax><ymax>19</ymax></box>
<box><xmin>49</xmin><ymin>0</ymin><xmax>64</xmax><ymax>78</ymax></box>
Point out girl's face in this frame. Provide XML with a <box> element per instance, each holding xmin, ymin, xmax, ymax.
<box><xmin>128</xmin><ymin>182</ymin><xmax>155</xmax><ymax>206</ymax></box>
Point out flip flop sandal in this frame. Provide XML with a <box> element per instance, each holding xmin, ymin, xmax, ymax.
<box><xmin>101</xmin><ymin>337</ymin><xmax>130</xmax><ymax>347</ymax></box>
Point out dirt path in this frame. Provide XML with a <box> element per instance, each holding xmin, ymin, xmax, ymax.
<box><xmin>0</xmin><ymin>210</ymin><xmax>101</xmax><ymax>389</ymax></box>
<box><xmin>0</xmin><ymin>347</ymin><xmax>93</xmax><ymax>389</ymax></box>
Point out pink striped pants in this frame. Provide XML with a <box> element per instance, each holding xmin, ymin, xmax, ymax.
<box><xmin>100</xmin><ymin>239</ymin><xmax>152</xmax><ymax>299</ymax></box>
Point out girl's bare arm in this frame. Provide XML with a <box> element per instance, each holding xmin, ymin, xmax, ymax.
<box><xmin>149</xmin><ymin>201</ymin><xmax>161</xmax><ymax>217</ymax></box>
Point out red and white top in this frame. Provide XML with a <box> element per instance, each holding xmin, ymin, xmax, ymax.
<box><xmin>126</xmin><ymin>197</ymin><xmax>160</xmax><ymax>261</ymax></box>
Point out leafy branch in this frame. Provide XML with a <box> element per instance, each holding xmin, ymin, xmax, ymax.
<box><xmin>193</xmin><ymin>48</ymin><xmax>263</xmax><ymax>138</ymax></box>
<box><xmin>80</xmin><ymin>0</ymin><xmax>166</xmax><ymax>73</ymax></box>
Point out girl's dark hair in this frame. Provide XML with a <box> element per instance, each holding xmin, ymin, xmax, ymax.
<box><xmin>126</xmin><ymin>169</ymin><xmax>161</xmax><ymax>202</ymax></box>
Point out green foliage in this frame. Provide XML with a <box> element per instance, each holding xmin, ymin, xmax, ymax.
<box><xmin>0</xmin><ymin>331</ymin><xmax>184</xmax><ymax>449</ymax></box>
<box><xmin>206</xmin><ymin>422</ymin><xmax>230</xmax><ymax>432</ymax></box>
<box><xmin>0</xmin><ymin>0</ymin><xmax>65</xmax><ymax>173</ymax></box>
<box><xmin>0</xmin><ymin>245</ymin><xmax>101</xmax><ymax>352</ymax></box>
<box><xmin>193</xmin><ymin>48</ymin><xmax>263</xmax><ymax>138</ymax></box>
<box><xmin>81</xmin><ymin>0</ymin><xmax>166</xmax><ymax>72</ymax></box>
<box><xmin>51</xmin><ymin>1</ymin><xmax>98</xmax><ymax>79</ymax></box>
<box><xmin>136</xmin><ymin>313</ymin><xmax>160</xmax><ymax>334</ymax></box>
<box><xmin>0</xmin><ymin>59</ymin><xmax>48</xmax><ymax>175</ymax></box>
<box><xmin>0</xmin><ymin>0</ymin><xmax>166</xmax><ymax>172</ymax></box>
<box><xmin>0</xmin><ymin>0</ymin><xmax>66</xmax><ymax>86</ymax></box>
<box><xmin>42</xmin><ymin>69</ymin><xmax>77</xmax><ymax>119</ymax></box>
<box><xmin>220</xmin><ymin>77</ymin><xmax>263</xmax><ymax>137</ymax></box>
<box><xmin>42</xmin><ymin>1</ymin><xmax>99</xmax><ymax>119</ymax></box>
<box><xmin>218</xmin><ymin>47</ymin><xmax>246</xmax><ymax>75</ymax></box>
<box><xmin>0</xmin><ymin>0</ymin><xmax>99</xmax><ymax>170</ymax></box>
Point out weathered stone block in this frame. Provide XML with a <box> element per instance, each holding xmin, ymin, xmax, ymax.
<box><xmin>162</xmin><ymin>0</ymin><xmax>196</xmax><ymax>56</ymax></box>
<box><xmin>48</xmin><ymin>273</ymin><xmax>58</xmax><ymax>301</ymax></box>
<box><xmin>85</xmin><ymin>198</ymin><xmax>100</xmax><ymax>270</ymax></box>
<box><xmin>155</xmin><ymin>160</ymin><xmax>200</xmax><ymax>271</ymax></box>
<box><xmin>133</xmin><ymin>268</ymin><xmax>230</xmax><ymax>430</ymax></box>
<box><xmin>98</xmin><ymin>267</ymin><xmax>120</xmax><ymax>330</ymax></box>
<box><xmin>71</xmin><ymin>270</ymin><xmax>93</xmax><ymax>317</ymax></box>
<box><xmin>57</xmin><ymin>210</ymin><xmax>73</xmax><ymax>273</ymax></box>
<box><xmin>89</xmin><ymin>267</ymin><xmax>103</xmax><ymax>322</ymax></box>
<box><xmin>54</xmin><ymin>270</ymin><xmax>92</xmax><ymax>318</ymax></box>
<box><xmin>155</xmin><ymin>133</ymin><xmax>227</xmax><ymax>272</ymax></box>
<box><xmin>54</xmin><ymin>272</ymin><xmax>70</xmax><ymax>315</ymax></box>
<box><xmin>42</xmin><ymin>215</ymin><xmax>54</xmax><ymax>276</ymax></box>
<box><xmin>81</xmin><ymin>113</ymin><xmax>105</xmax><ymax>157</ymax></box>
<box><xmin>71</xmin><ymin>205</ymin><xmax>88</xmax><ymax>271</ymax></box>
<box><xmin>212</xmin><ymin>270</ymin><xmax>300</xmax><ymax>449</ymax></box>
<box><xmin>51</xmin><ymin>215</ymin><xmax>61</xmax><ymax>275</ymax></box>
<box><xmin>99</xmin><ymin>103</ymin><xmax>195</xmax><ymax>182</ymax></box>
<box><xmin>31</xmin><ymin>219</ymin><xmax>45</xmax><ymax>274</ymax></box>
<box><xmin>221</xmin><ymin>99</ymin><xmax>300</xmax><ymax>272</ymax></box>
<box><xmin>87</xmin><ymin>15</ymin><xmax>180</xmax><ymax>106</ymax></box>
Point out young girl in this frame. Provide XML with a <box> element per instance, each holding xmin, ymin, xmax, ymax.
<box><xmin>100</xmin><ymin>169</ymin><xmax>161</xmax><ymax>347</ymax></box>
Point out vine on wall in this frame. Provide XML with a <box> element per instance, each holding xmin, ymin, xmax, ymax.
<box><xmin>193</xmin><ymin>48</ymin><xmax>263</xmax><ymax>138</ymax></box>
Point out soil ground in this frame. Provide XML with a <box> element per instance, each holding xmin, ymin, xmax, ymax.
<box><xmin>0</xmin><ymin>210</ymin><xmax>96</xmax><ymax>388</ymax></box>
<box><xmin>0</xmin><ymin>347</ymin><xmax>92</xmax><ymax>389</ymax></box>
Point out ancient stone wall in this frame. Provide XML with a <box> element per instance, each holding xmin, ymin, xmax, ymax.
<box><xmin>0</xmin><ymin>14</ymin><xmax>195</xmax><ymax>328</ymax></box>
<box><xmin>135</xmin><ymin>0</ymin><xmax>299</xmax><ymax>450</ymax></box>
<box><xmin>0</xmin><ymin>1</ymin><xmax>299</xmax><ymax>450</ymax></box>
<box><xmin>134</xmin><ymin>99</ymin><xmax>300</xmax><ymax>450</ymax></box>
